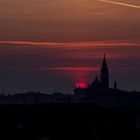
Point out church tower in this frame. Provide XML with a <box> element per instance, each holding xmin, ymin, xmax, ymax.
<box><xmin>100</xmin><ymin>54</ymin><xmax>109</xmax><ymax>88</ymax></box>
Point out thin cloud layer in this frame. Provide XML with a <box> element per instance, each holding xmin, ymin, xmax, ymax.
<box><xmin>99</xmin><ymin>0</ymin><xmax>140</xmax><ymax>9</ymax></box>
<box><xmin>0</xmin><ymin>40</ymin><xmax>140</xmax><ymax>48</ymax></box>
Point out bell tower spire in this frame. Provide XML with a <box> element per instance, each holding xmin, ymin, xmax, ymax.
<box><xmin>102</xmin><ymin>54</ymin><xmax>107</xmax><ymax>68</ymax></box>
<box><xmin>100</xmin><ymin>54</ymin><xmax>109</xmax><ymax>88</ymax></box>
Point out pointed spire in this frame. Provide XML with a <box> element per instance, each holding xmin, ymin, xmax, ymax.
<box><xmin>100</xmin><ymin>54</ymin><xmax>109</xmax><ymax>88</ymax></box>
<box><xmin>94</xmin><ymin>75</ymin><xmax>99</xmax><ymax>83</ymax></box>
<box><xmin>102</xmin><ymin>54</ymin><xmax>107</xmax><ymax>68</ymax></box>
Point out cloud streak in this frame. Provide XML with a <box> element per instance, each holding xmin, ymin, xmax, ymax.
<box><xmin>99</xmin><ymin>0</ymin><xmax>140</xmax><ymax>9</ymax></box>
<box><xmin>0</xmin><ymin>40</ymin><xmax>140</xmax><ymax>48</ymax></box>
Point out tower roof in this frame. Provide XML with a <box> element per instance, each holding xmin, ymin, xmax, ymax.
<box><xmin>102</xmin><ymin>54</ymin><xmax>108</xmax><ymax>68</ymax></box>
<box><xmin>94</xmin><ymin>75</ymin><xmax>99</xmax><ymax>83</ymax></box>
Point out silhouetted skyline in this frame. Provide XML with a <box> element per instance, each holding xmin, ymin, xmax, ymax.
<box><xmin>75</xmin><ymin>54</ymin><xmax>110</xmax><ymax>90</ymax></box>
<box><xmin>0</xmin><ymin>1</ymin><xmax>140</xmax><ymax>139</ymax></box>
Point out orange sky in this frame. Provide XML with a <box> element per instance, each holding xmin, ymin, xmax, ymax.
<box><xmin>0</xmin><ymin>0</ymin><xmax>140</xmax><ymax>42</ymax></box>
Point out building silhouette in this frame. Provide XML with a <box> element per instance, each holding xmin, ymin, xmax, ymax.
<box><xmin>100</xmin><ymin>54</ymin><xmax>109</xmax><ymax>88</ymax></box>
<box><xmin>90</xmin><ymin>54</ymin><xmax>110</xmax><ymax>89</ymax></box>
<box><xmin>74</xmin><ymin>54</ymin><xmax>116</xmax><ymax>94</ymax></box>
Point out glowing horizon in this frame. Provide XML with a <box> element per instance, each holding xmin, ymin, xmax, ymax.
<box><xmin>34</xmin><ymin>67</ymin><xmax>99</xmax><ymax>71</ymax></box>
<box><xmin>9</xmin><ymin>66</ymin><xmax>140</xmax><ymax>72</ymax></box>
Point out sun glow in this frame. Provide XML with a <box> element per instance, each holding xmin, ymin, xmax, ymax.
<box><xmin>76</xmin><ymin>82</ymin><xmax>87</xmax><ymax>88</ymax></box>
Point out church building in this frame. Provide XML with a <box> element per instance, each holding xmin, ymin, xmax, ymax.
<box><xmin>91</xmin><ymin>54</ymin><xmax>109</xmax><ymax>89</ymax></box>
<box><xmin>74</xmin><ymin>55</ymin><xmax>117</xmax><ymax>95</ymax></box>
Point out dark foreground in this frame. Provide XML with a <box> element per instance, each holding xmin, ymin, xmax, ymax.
<box><xmin>0</xmin><ymin>103</ymin><xmax>140</xmax><ymax>140</ymax></box>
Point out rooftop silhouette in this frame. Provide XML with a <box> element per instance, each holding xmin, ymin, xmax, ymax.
<box><xmin>0</xmin><ymin>55</ymin><xmax>140</xmax><ymax>139</ymax></box>
<box><xmin>74</xmin><ymin>54</ymin><xmax>114</xmax><ymax>94</ymax></box>
<box><xmin>0</xmin><ymin>55</ymin><xmax>139</xmax><ymax>108</ymax></box>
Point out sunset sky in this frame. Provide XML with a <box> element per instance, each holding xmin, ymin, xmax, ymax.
<box><xmin>0</xmin><ymin>0</ymin><xmax>140</xmax><ymax>93</ymax></box>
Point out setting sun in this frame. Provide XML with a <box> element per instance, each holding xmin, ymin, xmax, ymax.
<box><xmin>76</xmin><ymin>81</ymin><xmax>87</xmax><ymax>88</ymax></box>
